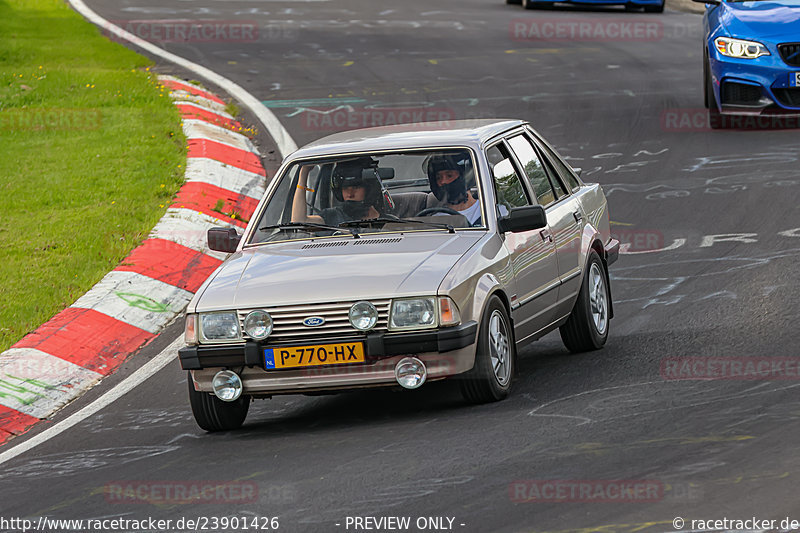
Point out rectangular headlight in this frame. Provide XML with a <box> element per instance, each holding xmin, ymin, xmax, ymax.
<box><xmin>389</xmin><ymin>297</ymin><xmax>437</xmax><ymax>330</ymax></box>
<box><xmin>199</xmin><ymin>311</ymin><xmax>241</xmax><ymax>342</ymax></box>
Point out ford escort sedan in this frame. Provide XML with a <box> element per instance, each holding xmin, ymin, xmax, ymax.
<box><xmin>179</xmin><ymin>119</ymin><xmax>619</xmax><ymax>431</ymax></box>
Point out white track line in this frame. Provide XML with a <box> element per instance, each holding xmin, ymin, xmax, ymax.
<box><xmin>0</xmin><ymin>335</ymin><xmax>181</xmax><ymax>467</ymax></box>
<box><xmin>68</xmin><ymin>0</ymin><xmax>298</xmax><ymax>159</ymax></box>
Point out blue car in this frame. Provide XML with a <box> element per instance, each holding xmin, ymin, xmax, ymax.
<box><xmin>507</xmin><ymin>0</ymin><xmax>664</xmax><ymax>13</ymax></box>
<box><xmin>697</xmin><ymin>0</ymin><xmax>800</xmax><ymax>124</ymax></box>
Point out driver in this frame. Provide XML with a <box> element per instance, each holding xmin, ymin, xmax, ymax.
<box><xmin>292</xmin><ymin>158</ymin><xmax>385</xmax><ymax>226</ymax></box>
<box><xmin>426</xmin><ymin>153</ymin><xmax>481</xmax><ymax>226</ymax></box>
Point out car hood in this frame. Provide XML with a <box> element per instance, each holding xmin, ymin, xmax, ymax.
<box><xmin>720</xmin><ymin>1</ymin><xmax>800</xmax><ymax>40</ymax></box>
<box><xmin>192</xmin><ymin>232</ymin><xmax>484</xmax><ymax>311</ymax></box>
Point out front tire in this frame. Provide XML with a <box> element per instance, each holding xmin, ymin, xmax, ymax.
<box><xmin>460</xmin><ymin>296</ymin><xmax>515</xmax><ymax>403</ymax></box>
<box><xmin>644</xmin><ymin>0</ymin><xmax>664</xmax><ymax>12</ymax></box>
<box><xmin>705</xmin><ymin>57</ymin><xmax>724</xmax><ymax>129</ymax></box>
<box><xmin>559</xmin><ymin>251</ymin><xmax>610</xmax><ymax>353</ymax></box>
<box><xmin>523</xmin><ymin>0</ymin><xmax>553</xmax><ymax>9</ymax></box>
<box><xmin>188</xmin><ymin>373</ymin><xmax>250</xmax><ymax>431</ymax></box>
<box><xmin>506</xmin><ymin>0</ymin><xmax>522</xmax><ymax>4</ymax></box>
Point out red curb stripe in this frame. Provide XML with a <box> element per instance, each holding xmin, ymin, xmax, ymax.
<box><xmin>13</xmin><ymin>309</ymin><xmax>153</xmax><ymax>376</ymax></box>
<box><xmin>0</xmin><ymin>407</ymin><xmax>40</xmax><ymax>437</ymax></box>
<box><xmin>171</xmin><ymin>182</ymin><xmax>259</xmax><ymax>229</ymax></box>
<box><xmin>160</xmin><ymin>79</ymin><xmax>225</xmax><ymax>105</ymax></box>
<box><xmin>116</xmin><ymin>239</ymin><xmax>222</xmax><ymax>293</ymax></box>
<box><xmin>187</xmin><ymin>138</ymin><xmax>266</xmax><ymax>176</ymax></box>
<box><xmin>177</xmin><ymin>104</ymin><xmax>241</xmax><ymax>131</ymax></box>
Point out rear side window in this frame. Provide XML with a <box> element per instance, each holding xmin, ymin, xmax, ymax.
<box><xmin>486</xmin><ymin>143</ymin><xmax>530</xmax><ymax>214</ymax></box>
<box><xmin>507</xmin><ymin>134</ymin><xmax>560</xmax><ymax>206</ymax></box>
<box><xmin>530</xmin><ymin>133</ymin><xmax>582</xmax><ymax>192</ymax></box>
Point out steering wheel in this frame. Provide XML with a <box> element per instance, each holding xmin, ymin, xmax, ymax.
<box><xmin>415</xmin><ymin>206</ymin><xmax>462</xmax><ymax>217</ymax></box>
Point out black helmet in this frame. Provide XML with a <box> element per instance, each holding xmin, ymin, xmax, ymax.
<box><xmin>426</xmin><ymin>153</ymin><xmax>467</xmax><ymax>203</ymax></box>
<box><xmin>330</xmin><ymin>157</ymin><xmax>382</xmax><ymax>207</ymax></box>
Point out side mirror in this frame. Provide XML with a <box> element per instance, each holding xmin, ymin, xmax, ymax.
<box><xmin>208</xmin><ymin>227</ymin><xmax>241</xmax><ymax>253</ymax></box>
<box><xmin>498</xmin><ymin>205</ymin><xmax>547</xmax><ymax>233</ymax></box>
<box><xmin>572</xmin><ymin>167</ymin><xmax>583</xmax><ymax>177</ymax></box>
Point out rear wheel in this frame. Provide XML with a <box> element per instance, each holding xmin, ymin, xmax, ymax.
<box><xmin>188</xmin><ymin>373</ymin><xmax>250</xmax><ymax>431</ymax></box>
<box><xmin>559</xmin><ymin>251</ymin><xmax>610</xmax><ymax>353</ymax></box>
<box><xmin>460</xmin><ymin>296</ymin><xmax>515</xmax><ymax>403</ymax></box>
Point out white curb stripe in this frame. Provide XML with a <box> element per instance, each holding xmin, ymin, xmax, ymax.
<box><xmin>171</xmin><ymin>93</ymin><xmax>228</xmax><ymax>114</ymax></box>
<box><xmin>185</xmin><ymin>158</ymin><xmax>267</xmax><ymax>201</ymax></box>
<box><xmin>176</xmin><ymin>101</ymin><xmax>235</xmax><ymax>120</ymax></box>
<box><xmin>0</xmin><ymin>349</ymin><xmax>103</xmax><ymax>419</ymax></box>
<box><xmin>149</xmin><ymin>208</ymin><xmax>237</xmax><ymax>261</ymax></box>
<box><xmin>68</xmin><ymin>0</ymin><xmax>298</xmax><ymax>158</ymax></box>
<box><xmin>70</xmin><ymin>271</ymin><xmax>194</xmax><ymax>335</ymax></box>
<box><xmin>182</xmin><ymin>119</ymin><xmax>256</xmax><ymax>153</ymax></box>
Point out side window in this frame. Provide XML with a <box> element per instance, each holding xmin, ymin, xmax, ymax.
<box><xmin>508</xmin><ymin>134</ymin><xmax>562</xmax><ymax>206</ymax></box>
<box><xmin>486</xmin><ymin>144</ymin><xmax>530</xmax><ymax>215</ymax></box>
<box><xmin>529</xmin><ymin>132</ymin><xmax>582</xmax><ymax>192</ymax></box>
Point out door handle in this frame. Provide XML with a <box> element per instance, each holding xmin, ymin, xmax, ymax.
<box><xmin>573</xmin><ymin>210</ymin><xmax>583</xmax><ymax>224</ymax></box>
<box><xmin>539</xmin><ymin>229</ymin><xmax>553</xmax><ymax>243</ymax></box>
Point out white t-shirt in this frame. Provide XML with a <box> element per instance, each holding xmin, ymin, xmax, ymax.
<box><xmin>457</xmin><ymin>200</ymin><xmax>482</xmax><ymax>225</ymax></box>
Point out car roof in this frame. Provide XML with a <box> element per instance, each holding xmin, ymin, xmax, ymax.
<box><xmin>288</xmin><ymin>119</ymin><xmax>526</xmax><ymax>160</ymax></box>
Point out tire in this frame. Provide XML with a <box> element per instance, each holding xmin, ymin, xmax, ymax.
<box><xmin>559</xmin><ymin>251</ymin><xmax>610</xmax><ymax>353</ymax></box>
<box><xmin>644</xmin><ymin>0</ymin><xmax>664</xmax><ymax>12</ymax></box>
<box><xmin>624</xmin><ymin>3</ymin><xmax>640</xmax><ymax>11</ymax></box>
<box><xmin>506</xmin><ymin>0</ymin><xmax>522</xmax><ymax>4</ymax></box>
<box><xmin>188</xmin><ymin>372</ymin><xmax>250</xmax><ymax>431</ymax></box>
<box><xmin>460</xmin><ymin>295</ymin><xmax>515</xmax><ymax>403</ymax></box>
<box><xmin>523</xmin><ymin>0</ymin><xmax>553</xmax><ymax>9</ymax></box>
<box><xmin>706</xmin><ymin>61</ymin><xmax>724</xmax><ymax>129</ymax></box>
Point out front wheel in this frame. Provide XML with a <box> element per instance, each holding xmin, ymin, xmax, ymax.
<box><xmin>523</xmin><ymin>0</ymin><xmax>554</xmax><ymax>8</ymax></box>
<box><xmin>559</xmin><ymin>251</ymin><xmax>610</xmax><ymax>353</ymax></box>
<box><xmin>460</xmin><ymin>295</ymin><xmax>515</xmax><ymax>403</ymax></box>
<box><xmin>644</xmin><ymin>0</ymin><xmax>664</xmax><ymax>12</ymax></box>
<box><xmin>188</xmin><ymin>373</ymin><xmax>250</xmax><ymax>431</ymax></box>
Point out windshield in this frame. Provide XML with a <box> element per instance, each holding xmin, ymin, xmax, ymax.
<box><xmin>248</xmin><ymin>149</ymin><xmax>484</xmax><ymax>244</ymax></box>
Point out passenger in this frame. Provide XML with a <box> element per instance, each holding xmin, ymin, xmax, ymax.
<box><xmin>292</xmin><ymin>159</ymin><xmax>385</xmax><ymax>226</ymax></box>
<box><xmin>426</xmin><ymin>154</ymin><xmax>481</xmax><ymax>225</ymax></box>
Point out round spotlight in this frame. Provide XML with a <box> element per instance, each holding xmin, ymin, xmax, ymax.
<box><xmin>244</xmin><ymin>310</ymin><xmax>273</xmax><ymax>339</ymax></box>
<box><xmin>212</xmin><ymin>370</ymin><xmax>243</xmax><ymax>402</ymax></box>
<box><xmin>395</xmin><ymin>357</ymin><xmax>427</xmax><ymax>390</ymax></box>
<box><xmin>349</xmin><ymin>301</ymin><xmax>378</xmax><ymax>331</ymax></box>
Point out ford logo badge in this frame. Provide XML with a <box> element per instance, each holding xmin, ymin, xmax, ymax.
<box><xmin>302</xmin><ymin>316</ymin><xmax>325</xmax><ymax>327</ymax></box>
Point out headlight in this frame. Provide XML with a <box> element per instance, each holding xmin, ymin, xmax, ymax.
<box><xmin>184</xmin><ymin>313</ymin><xmax>198</xmax><ymax>345</ymax></box>
<box><xmin>349</xmin><ymin>301</ymin><xmax>378</xmax><ymax>331</ymax></box>
<box><xmin>390</xmin><ymin>297</ymin><xmax>437</xmax><ymax>330</ymax></box>
<box><xmin>714</xmin><ymin>37</ymin><xmax>770</xmax><ymax>59</ymax></box>
<box><xmin>199</xmin><ymin>312</ymin><xmax>241</xmax><ymax>342</ymax></box>
<box><xmin>244</xmin><ymin>310</ymin><xmax>273</xmax><ymax>339</ymax></box>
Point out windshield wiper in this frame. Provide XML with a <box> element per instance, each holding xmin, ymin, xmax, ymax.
<box><xmin>259</xmin><ymin>222</ymin><xmax>360</xmax><ymax>238</ymax></box>
<box><xmin>338</xmin><ymin>217</ymin><xmax>455</xmax><ymax>234</ymax></box>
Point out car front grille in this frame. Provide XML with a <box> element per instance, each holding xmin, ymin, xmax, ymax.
<box><xmin>772</xmin><ymin>88</ymin><xmax>800</xmax><ymax>108</ymax></box>
<box><xmin>778</xmin><ymin>43</ymin><xmax>800</xmax><ymax>67</ymax></box>
<box><xmin>238</xmin><ymin>299</ymin><xmax>392</xmax><ymax>344</ymax></box>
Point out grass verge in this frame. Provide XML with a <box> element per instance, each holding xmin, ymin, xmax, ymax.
<box><xmin>0</xmin><ymin>0</ymin><xmax>186</xmax><ymax>352</ymax></box>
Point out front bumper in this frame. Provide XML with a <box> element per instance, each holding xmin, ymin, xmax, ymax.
<box><xmin>181</xmin><ymin>322</ymin><xmax>478</xmax><ymax>394</ymax></box>
<box><xmin>709</xmin><ymin>47</ymin><xmax>800</xmax><ymax>114</ymax></box>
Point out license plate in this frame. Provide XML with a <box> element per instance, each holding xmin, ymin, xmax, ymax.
<box><xmin>791</xmin><ymin>73</ymin><xmax>800</xmax><ymax>87</ymax></box>
<box><xmin>264</xmin><ymin>342</ymin><xmax>365</xmax><ymax>369</ymax></box>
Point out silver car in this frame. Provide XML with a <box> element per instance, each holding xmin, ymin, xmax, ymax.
<box><xmin>180</xmin><ymin>119</ymin><xmax>619</xmax><ymax>431</ymax></box>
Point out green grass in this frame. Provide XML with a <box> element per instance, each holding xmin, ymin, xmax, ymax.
<box><xmin>0</xmin><ymin>0</ymin><xmax>186</xmax><ymax>352</ymax></box>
